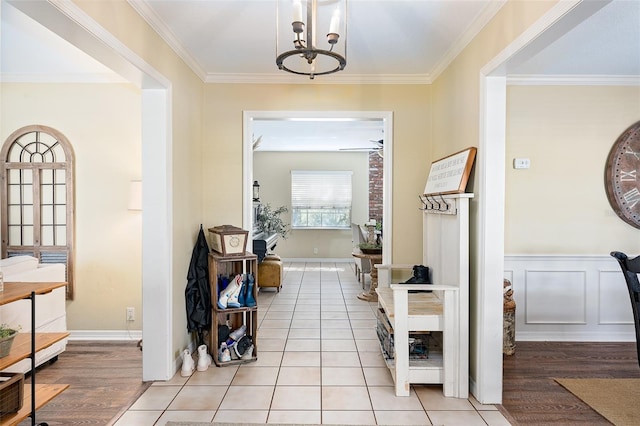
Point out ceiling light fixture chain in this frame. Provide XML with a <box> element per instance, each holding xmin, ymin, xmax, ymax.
<box><xmin>276</xmin><ymin>0</ymin><xmax>347</xmax><ymax>79</ymax></box>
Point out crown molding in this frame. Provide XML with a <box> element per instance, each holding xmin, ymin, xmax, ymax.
<box><xmin>0</xmin><ymin>72</ymin><xmax>128</xmax><ymax>84</ymax></box>
<box><xmin>204</xmin><ymin>72</ymin><xmax>431</xmax><ymax>85</ymax></box>
<box><xmin>507</xmin><ymin>74</ymin><xmax>640</xmax><ymax>86</ymax></box>
<box><xmin>127</xmin><ymin>0</ymin><xmax>207</xmax><ymax>81</ymax></box>
<box><xmin>430</xmin><ymin>0</ymin><xmax>507</xmax><ymax>82</ymax></box>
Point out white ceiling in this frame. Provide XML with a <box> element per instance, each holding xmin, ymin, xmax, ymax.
<box><xmin>127</xmin><ymin>0</ymin><xmax>500</xmax><ymax>83</ymax></box>
<box><xmin>1</xmin><ymin>0</ymin><xmax>638</xmax><ymax>151</ymax></box>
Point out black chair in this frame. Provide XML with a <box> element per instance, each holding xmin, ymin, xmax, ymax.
<box><xmin>611</xmin><ymin>251</ymin><xmax>640</xmax><ymax>367</ymax></box>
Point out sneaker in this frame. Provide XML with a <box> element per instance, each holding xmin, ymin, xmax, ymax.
<box><xmin>226</xmin><ymin>275</ymin><xmax>243</xmax><ymax>308</ymax></box>
<box><xmin>237</xmin><ymin>274</ymin><xmax>247</xmax><ymax>307</ymax></box>
<box><xmin>234</xmin><ymin>335</ymin><xmax>253</xmax><ymax>358</ymax></box>
<box><xmin>240</xmin><ymin>344</ymin><xmax>254</xmax><ymax>360</ymax></box>
<box><xmin>228</xmin><ymin>324</ymin><xmax>246</xmax><ymax>342</ymax></box>
<box><xmin>180</xmin><ymin>349</ymin><xmax>195</xmax><ymax>377</ymax></box>
<box><xmin>218</xmin><ymin>274</ymin><xmax>241</xmax><ymax>309</ymax></box>
<box><xmin>218</xmin><ymin>342</ymin><xmax>231</xmax><ymax>363</ymax></box>
<box><xmin>197</xmin><ymin>344</ymin><xmax>212</xmax><ymax>371</ymax></box>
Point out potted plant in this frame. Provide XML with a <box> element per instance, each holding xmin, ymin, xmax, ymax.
<box><xmin>0</xmin><ymin>324</ymin><xmax>19</xmax><ymax>358</ymax></box>
<box><xmin>255</xmin><ymin>204</ymin><xmax>290</xmax><ymax>239</ymax></box>
<box><xmin>358</xmin><ymin>242</ymin><xmax>382</xmax><ymax>254</ymax></box>
<box><xmin>359</xmin><ymin>221</ymin><xmax>382</xmax><ymax>254</ymax></box>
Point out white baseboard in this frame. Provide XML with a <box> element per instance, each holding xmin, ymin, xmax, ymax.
<box><xmin>517</xmin><ymin>331</ymin><xmax>635</xmax><ymax>342</ymax></box>
<box><xmin>68</xmin><ymin>330</ymin><xmax>142</xmax><ymax>341</ymax></box>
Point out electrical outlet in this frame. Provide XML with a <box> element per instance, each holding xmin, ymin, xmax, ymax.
<box><xmin>126</xmin><ymin>307</ymin><xmax>135</xmax><ymax>322</ymax></box>
<box><xmin>313</xmin><ymin>247</ymin><xmax>318</xmax><ymax>255</ymax></box>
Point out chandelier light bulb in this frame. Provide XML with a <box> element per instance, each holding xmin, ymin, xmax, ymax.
<box><xmin>292</xmin><ymin>0</ymin><xmax>303</xmax><ymax>23</ymax></box>
<box><xmin>329</xmin><ymin>8</ymin><xmax>340</xmax><ymax>35</ymax></box>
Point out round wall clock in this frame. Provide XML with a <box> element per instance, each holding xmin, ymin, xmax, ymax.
<box><xmin>605</xmin><ymin>120</ymin><xmax>640</xmax><ymax>229</ymax></box>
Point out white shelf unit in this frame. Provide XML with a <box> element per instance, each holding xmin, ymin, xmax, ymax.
<box><xmin>376</xmin><ymin>193</ymin><xmax>471</xmax><ymax>398</ymax></box>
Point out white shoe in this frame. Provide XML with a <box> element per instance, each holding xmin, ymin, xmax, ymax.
<box><xmin>218</xmin><ymin>343</ymin><xmax>231</xmax><ymax>363</ymax></box>
<box><xmin>180</xmin><ymin>349</ymin><xmax>195</xmax><ymax>377</ymax></box>
<box><xmin>218</xmin><ymin>275</ymin><xmax>241</xmax><ymax>309</ymax></box>
<box><xmin>197</xmin><ymin>344</ymin><xmax>212</xmax><ymax>371</ymax></box>
<box><xmin>227</xmin><ymin>275</ymin><xmax>244</xmax><ymax>308</ymax></box>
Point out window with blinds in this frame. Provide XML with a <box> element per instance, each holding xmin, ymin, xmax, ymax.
<box><xmin>291</xmin><ymin>170</ymin><xmax>352</xmax><ymax>229</ymax></box>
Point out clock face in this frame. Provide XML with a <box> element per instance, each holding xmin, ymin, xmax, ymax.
<box><xmin>605</xmin><ymin>121</ymin><xmax>640</xmax><ymax>229</ymax></box>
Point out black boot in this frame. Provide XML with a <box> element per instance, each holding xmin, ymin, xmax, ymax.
<box><xmin>403</xmin><ymin>265</ymin><xmax>432</xmax><ymax>292</ymax></box>
<box><xmin>403</xmin><ymin>265</ymin><xmax>431</xmax><ymax>284</ymax></box>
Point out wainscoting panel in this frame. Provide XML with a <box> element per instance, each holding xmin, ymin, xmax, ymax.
<box><xmin>598</xmin><ymin>269</ymin><xmax>634</xmax><ymax>325</ymax></box>
<box><xmin>524</xmin><ymin>270</ymin><xmax>586</xmax><ymax>324</ymax></box>
<box><xmin>505</xmin><ymin>255</ymin><xmax>634</xmax><ymax>341</ymax></box>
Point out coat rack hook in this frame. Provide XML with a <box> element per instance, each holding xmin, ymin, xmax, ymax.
<box><xmin>439</xmin><ymin>194</ymin><xmax>450</xmax><ymax>212</ymax></box>
<box><xmin>419</xmin><ymin>195</ymin><xmax>428</xmax><ymax>211</ymax></box>
<box><xmin>426</xmin><ymin>195</ymin><xmax>436</xmax><ymax>210</ymax></box>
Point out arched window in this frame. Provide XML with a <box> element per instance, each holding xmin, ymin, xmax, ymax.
<box><xmin>1</xmin><ymin>125</ymin><xmax>75</xmax><ymax>299</ymax></box>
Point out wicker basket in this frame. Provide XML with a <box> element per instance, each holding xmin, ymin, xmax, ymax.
<box><xmin>0</xmin><ymin>331</ymin><xmax>17</xmax><ymax>358</ymax></box>
<box><xmin>0</xmin><ymin>373</ymin><xmax>24</xmax><ymax>414</ymax></box>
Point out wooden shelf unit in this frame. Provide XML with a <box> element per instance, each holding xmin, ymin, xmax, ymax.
<box><xmin>0</xmin><ymin>282</ymin><xmax>68</xmax><ymax>426</ymax></box>
<box><xmin>208</xmin><ymin>252</ymin><xmax>258</xmax><ymax>366</ymax></box>
<box><xmin>0</xmin><ymin>384</ymin><xmax>69</xmax><ymax>426</ymax></box>
<box><xmin>0</xmin><ymin>333</ymin><xmax>69</xmax><ymax>371</ymax></box>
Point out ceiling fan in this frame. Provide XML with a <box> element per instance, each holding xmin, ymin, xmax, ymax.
<box><xmin>339</xmin><ymin>139</ymin><xmax>384</xmax><ymax>157</ymax></box>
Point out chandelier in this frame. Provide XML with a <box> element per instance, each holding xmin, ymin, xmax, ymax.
<box><xmin>276</xmin><ymin>0</ymin><xmax>347</xmax><ymax>79</ymax></box>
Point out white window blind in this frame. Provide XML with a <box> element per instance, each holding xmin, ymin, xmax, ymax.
<box><xmin>291</xmin><ymin>170</ymin><xmax>352</xmax><ymax>228</ymax></box>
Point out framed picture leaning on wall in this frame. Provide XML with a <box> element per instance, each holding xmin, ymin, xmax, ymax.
<box><xmin>424</xmin><ymin>147</ymin><xmax>477</xmax><ymax>196</ymax></box>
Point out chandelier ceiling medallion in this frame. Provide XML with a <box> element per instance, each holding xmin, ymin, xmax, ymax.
<box><xmin>276</xmin><ymin>0</ymin><xmax>347</xmax><ymax>79</ymax></box>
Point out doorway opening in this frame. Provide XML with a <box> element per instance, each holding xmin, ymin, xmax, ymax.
<box><xmin>242</xmin><ymin>111</ymin><xmax>393</xmax><ymax>264</ymax></box>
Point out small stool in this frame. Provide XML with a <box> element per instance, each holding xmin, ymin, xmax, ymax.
<box><xmin>258</xmin><ymin>257</ymin><xmax>282</xmax><ymax>291</ymax></box>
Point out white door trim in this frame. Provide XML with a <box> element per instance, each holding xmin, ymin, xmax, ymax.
<box><xmin>474</xmin><ymin>0</ymin><xmax>604</xmax><ymax>403</ymax></box>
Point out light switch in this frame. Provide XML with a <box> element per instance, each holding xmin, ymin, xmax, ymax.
<box><xmin>513</xmin><ymin>158</ymin><xmax>530</xmax><ymax>169</ymax></box>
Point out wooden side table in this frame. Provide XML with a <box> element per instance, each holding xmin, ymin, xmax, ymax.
<box><xmin>352</xmin><ymin>251</ymin><xmax>383</xmax><ymax>302</ymax></box>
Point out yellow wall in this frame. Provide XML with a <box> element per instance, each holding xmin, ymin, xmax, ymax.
<box><xmin>0</xmin><ymin>83</ymin><xmax>143</xmax><ymax>330</ymax></box>
<box><xmin>72</xmin><ymin>0</ymin><xmax>205</xmax><ymax>357</ymax></box>
<box><xmin>9</xmin><ymin>1</ymin><xmax>638</xmax><ymax>391</ymax></box>
<box><xmin>203</xmin><ymin>83</ymin><xmax>431</xmax><ymax>264</ymax></box>
<box><xmin>506</xmin><ymin>85</ymin><xmax>640</xmax><ymax>254</ymax></box>
<box><xmin>254</xmin><ymin>151</ymin><xmax>370</xmax><ymax>258</ymax></box>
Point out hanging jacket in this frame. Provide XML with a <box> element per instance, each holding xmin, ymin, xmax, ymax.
<box><xmin>185</xmin><ymin>225</ymin><xmax>212</xmax><ymax>333</ymax></box>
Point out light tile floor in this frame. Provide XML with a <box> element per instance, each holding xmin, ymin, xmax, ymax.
<box><xmin>114</xmin><ymin>261</ymin><xmax>511</xmax><ymax>425</ymax></box>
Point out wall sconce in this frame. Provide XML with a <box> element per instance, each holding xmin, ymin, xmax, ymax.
<box><xmin>253</xmin><ymin>180</ymin><xmax>260</xmax><ymax>202</ymax></box>
<box><xmin>128</xmin><ymin>180</ymin><xmax>142</xmax><ymax>211</ymax></box>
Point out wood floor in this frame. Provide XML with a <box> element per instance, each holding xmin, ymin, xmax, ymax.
<box><xmin>10</xmin><ymin>340</ymin><xmax>640</xmax><ymax>425</ymax></box>
<box><xmin>499</xmin><ymin>341</ymin><xmax>640</xmax><ymax>425</ymax></box>
<box><xmin>16</xmin><ymin>341</ymin><xmax>148</xmax><ymax>426</ymax></box>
